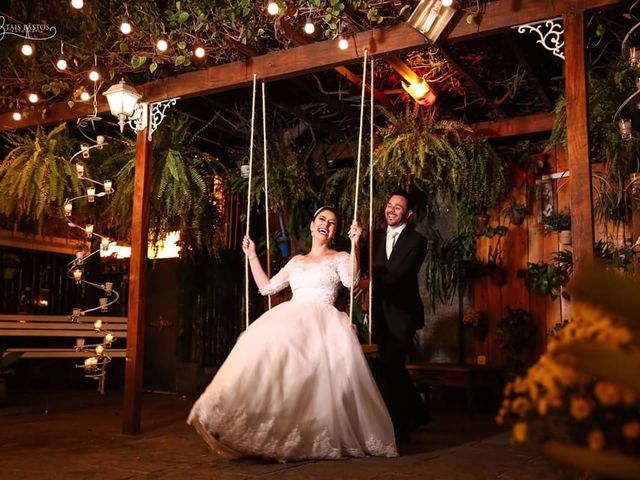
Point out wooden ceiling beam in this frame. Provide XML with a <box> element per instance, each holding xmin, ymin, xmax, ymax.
<box><xmin>439</xmin><ymin>46</ymin><xmax>506</xmax><ymax>118</ymax></box>
<box><xmin>472</xmin><ymin>112</ymin><xmax>556</xmax><ymax>138</ymax></box>
<box><xmin>1</xmin><ymin>0</ymin><xmax>620</xmax><ymax>130</ymax></box>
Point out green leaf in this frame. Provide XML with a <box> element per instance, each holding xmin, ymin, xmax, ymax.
<box><xmin>177</xmin><ymin>11</ymin><xmax>189</xmax><ymax>24</ymax></box>
<box><xmin>119</xmin><ymin>42</ymin><xmax>129</xmax><ymax>53</ymax></box>
<box><xmin>131</xmin><ymin>55</ymin><xmax>147</xmax><ymax>68</ymax></box>
<box><xmin>67</xmin><ymin>100</ymin><xmax>74</xmax><ymax>109</ymax></box>
<box><xmin>175</xmin><ymin>55</ymin><xmax>185</xmax><ymax>66</ymax></box>
<box><xmin>177</xmin><ymin>41</ymin><xmax>187</xmax><ymax>50</ymax></box>
<box><xmin>149</xmin><ymin>62</ymin><xmax>158</xmax><ymax>74</ymax></box>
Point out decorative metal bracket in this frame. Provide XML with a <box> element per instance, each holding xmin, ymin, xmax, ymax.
<box><xmin>515</xmin><ymin>17</ymin><xmax>564</xmax><ymax>61</ymax></box>
<box><xmin>127</xmin><ymin>98</ymin><xmax>179</xmax><ymax>141</ymax></box>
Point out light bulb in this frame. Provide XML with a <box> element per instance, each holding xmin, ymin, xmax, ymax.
<box><xmin>156</xmin><ymin>39</ymin><xmax>168</xmax><ymax>52</ymax></box>
<box><xmin>338</xmin><ymin>36</ymin><xmax>349</xmax><ymax>50</ymax></box>
<box><xmin>89</xmin><ymin>69</ymin><xmax>100</xmax><ymax>82</ymax></box>
<box><xmin>28</xmin><ymin>93</ymin><xmax>38</xmax><ymax>103</ymax></box>
<box><xmin>93</xmin><ymin>319</ymin><xmax>102</xmax><ymax>330</ymax></box>
<box><xmin>304</xmin><ymin>21</ymin><xmax>315</xmax><ymax>34</ymax></box>
<box><xmin>56</xmin><ymin>58</ymin><xmax>68</xmax><ymax>70</ymax></box>
<box><xmin>194</xmin><ymin>46</ymin><xmax>205</xmax><ymax>58</ymax></box>
<box><xmin>64</xmin><ymin>203</ymin><xmax>73</xmax><ymax>216</ymax></box>
<box><xmin>120</xmin><ymin>17</ymin><xmax>132</xmax><ymax>35</ymax></box>
<box><xmin>21</xmin><ymin>43</ymin><xmax>33</xmax><ymax>56</ymax></box>
<box><xmin>12</xmin><ymin>112</ymin><xmax>22</xmax><ymax>121</ymax></box>
<box><xmin>80</xmin><ymin>91</ymin><xmax>90</xmax><ymax>101</ymax></box>
<box><xmin>71</xmin><ymin>0</ymin><xmax>83</xmax><ymax>9</ymax></box>
<box><xmin>267</xmin><ymin>1</ymin><xmax>279</xmax><ymax>15</ymax></box>
<box><xmin>441</xmin><ymin>0</ymin><xmax>453</xmax><ymax>6</ymax></box>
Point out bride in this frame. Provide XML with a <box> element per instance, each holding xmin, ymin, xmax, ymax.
<box><xmin>188</xmin><ymin>206</ymin><xmax>397</xmax><ymax>462</ymax></box>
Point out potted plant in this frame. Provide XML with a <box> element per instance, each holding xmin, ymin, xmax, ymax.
<box><xmin>496</xmin><ymin>306</ymin><xmax>537</xmax><ymax>373</ymax></box>
<box><xmin>542</xmin><ymin>210</ymin><xmax>572</xmax><ymax>245</ymax></box>
<box><xmin>518</xmin><ymin>261</ymin><xmax>570</xmax><ymax>300</ymax></box>
<box><xmin>482</xmin><ymin>225</ymin><xmax>508</xmax><ymax>286</ymax></box>
<box><xmin>503</xmin><ymin>199</ymin><xmax>529</xmax><ymax>226</ymax></box>
<box><xmin>462</xmin><ymin>307</ymin><xmax>488</xmax><ymax>341</ymax></box>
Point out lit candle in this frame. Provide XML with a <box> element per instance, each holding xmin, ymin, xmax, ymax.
<box><xmin>619</xmin><ymin>118</ymin><xmax>632</xmax><ymax>140</ymax></box>
<box><xmin>87</xmin><ymin>186</ymin><xmax>96</xmax><ymax>202</ymax></box>
<box><xmin>73</xmin><ymin>269</ymin><xmax>83</xmax><ymax>284</ymax></box>
<box><xmin>84</xmin><ymin>356</ymin><xmax>98</xmax><ymax>370</ymax></box>
<box><xmin>93</xmin><ymin>319</ymin><xmax>103</xmax><ymax>330</ymax></box>
<box><xmin>64</xmin><ymin>203</ymin><xmax>73</xmax><ymax>216</ymax></box>
<box><xmin>96</xmin><ymin>135</ymin><xmax>105</xmax><ymax>146</ymax></box>
<box><xmin>95</xmin><ymin>345</ymin><xmax>104</xmax><ymax>355</ymax></box>
<box><xmin>104</xmin><ymin>281</ymin><xmax>114</xmax><ymax>296</ymax></box>
<box><xmin>103</xmin><ymin>180</ymin><xmax>113</xmax><ymax>194</ymax></box>
<box><xmin>76</xmin><ymin>163</ymin><xmax>85</xmax><ymax>178</ymax></box>
<box><xmin>105</xmin><ymin>333</ymin><xmax>114</xmax><ymax>344</ymax></box>
<box><xmin>75</xmin><ymin>250</ymin><xmax>85</xmax><ymax>265</ymax></box>
<box><xmin>85</xmin><ymin>224</ymin><xmax>94</xmax><ymax>238</ymax></box>
<box><xmin>99</xmin><ymin>297</ymin><xmax>108</xmax><ymax>312</ymax></box>
<box><xmin>101</xmin><ymin>236</ymin><xmax>110</xmax><ymax>250</ymax></box>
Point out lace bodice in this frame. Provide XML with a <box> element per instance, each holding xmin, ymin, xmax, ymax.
<box><xmin>259</xmin><ymin>252</ymin><xmax>358</xmax><ymax>305</ymax></box>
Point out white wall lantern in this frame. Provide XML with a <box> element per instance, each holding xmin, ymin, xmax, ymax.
<box><xmin>103</xmin><ymin>78</ymin><xmax>178</xmax><ymax>140</ymax></box>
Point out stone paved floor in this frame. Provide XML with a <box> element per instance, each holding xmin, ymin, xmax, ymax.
<box><xmin>0</xmin><ymin>391</ymin><xmax>557</xmax><ymax>479</ymax></box>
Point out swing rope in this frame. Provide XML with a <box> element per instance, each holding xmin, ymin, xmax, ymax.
<box><xmin>368</xmin><ymin>57</ymin><xmax>375</xmax><ymax>345</ymax></box>
<box><xmin>245</xmin><ymin>74</ymin><xmax>258</xmax><ymax>330</ymax></box>
<box><xmin>348</xmin><ymin>48</ymin><xmax>369</xmax><ymax>325</ymax></box>
<box><xmin>262</xmin><ymin>80</ymin><xmax>272</xmax><ymax>310</ymax></box>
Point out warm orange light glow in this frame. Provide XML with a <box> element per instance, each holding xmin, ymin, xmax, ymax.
<box><xmin>402</xmin><ymin>78</ymin><xmax>436</xmax><ymax>105</ymax></box>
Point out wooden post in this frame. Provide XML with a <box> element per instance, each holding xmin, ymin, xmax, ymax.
<box><xmin>564</xmin><ymin>9</ymin><xmax>594</xmax><ymax>272</ymax></box>
<box><xmin>122</xmin><ymin>129</ymin><xmax>153</xmax><ymax>435</ymax></box>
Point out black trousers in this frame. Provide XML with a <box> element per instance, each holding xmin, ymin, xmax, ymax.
<box><xmin>374</xmin><ymin>320</ymin><xmax>427</xmax><ymax>436</ymax></box>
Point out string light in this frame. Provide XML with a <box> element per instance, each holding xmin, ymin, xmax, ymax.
<box><xmin>57</xmin><ymin>58</ymin><xmax>68</xmax><ymax>70</ymax></box>
<box><xmin>194</xmin><ymin>45</ymin><xmax>206</xmax><ymax>58</ymax></box>
<box><xmin>28</xmin><ymin>93</ymin><xmax>39</xmax><ymax>103</ymax></box>
<box><xmin>89</xmin><ymin>54</ymin><xmax>100</xmax><ymax>82</ymax></box>
<box><xmin>441</xmin><ymin>0</ymin><xmax>454</xmax><ymax>6</ymax></box>
<box><xmin>156</xmin><ymin>38</ymin><xmax>168</xmax><ymax>52</ymax></box>
<box><xmin>120</xmin><ymin>4</ymin><xmax>132</xmax><ymax>34</ymax></box>
<box><xmin>338</xmin><ymin>36</ymin><xmax>349</xmax><ymax>50</ymax></box>
<box><xmin>80</xmin><ymin>91</ymin><xmax>90</xmax><ymax>101</ymax></box>
<box><xmin>267</xmin><ymin>1</ymin><xmax>279</xmax><ymax>15</ymax></box>
<box><xmin>304</xmin><ymin>20</ymin><xmax>315</xmax><ymax>34</ymax></box>
<box><xmin>21</xmin><ymin>42</ymin><xmax>34</xmax><ymax>56</ymax></box>
<box><xmin>12</xmin><ymin>112</ymin><xmax>22</xmax><ymax>121</ymax></box>
<box><xmin>71</xmin><ymin>0</ymin><xmax>83</xmax><ymax>9</ymax></box>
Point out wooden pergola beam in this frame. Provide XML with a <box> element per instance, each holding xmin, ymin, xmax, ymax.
<box><xmin>472</xmin><ymin>112</ymin><xmax>556</xmax><ymax>138</ymax></box>
<box><xmin>1</xmin><ymin>0</ymin><xmax>620</xmax><ymax>131</ymax></box>
<box><xmin>564</xmin><ymin>9</ymin><xmax>594</xmax><ymax>272</ymax></box>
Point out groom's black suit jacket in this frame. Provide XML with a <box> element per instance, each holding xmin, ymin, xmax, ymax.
<box><xmin>371</xmin><ymin>225</ymin><xmax>428</xmax><ymax>338</ymax></box>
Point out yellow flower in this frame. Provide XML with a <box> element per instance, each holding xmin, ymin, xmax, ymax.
<box><xmin>588</xmin><ymin>430</ymin><xmax>605</xmax><ymax>451</ymax></box>
<box><xmin>594</xmin><ymin>381</ymin><xmax>621</xmax><ymax>406</ymax></box>
<box><xmin>511</xmin><ymin>397</ymin><xmax>532</xmax><ymax>417</ymax></box>
<box><xmin>623</xmin><ymin>422</ymin><xmax>640</xmax><ymax>440</ymax></box>
<box><xmin>569</xmin><ymin>396</ymin><xmax>592</xmax><ymax>421</ymax></box>
<box><xmin>513</xmin><ymin>422</ymin><xmax>528</xmax><ymax>444</ymax></box>
<box><xmin>622</xmin><ymin>389</ymin><xmax>637</xmax><ymax>407</ymax></box>
<box><xmin>537</xmin><ymin>398</ymin><xmax>549</xmax><ymax>416</ymax></box>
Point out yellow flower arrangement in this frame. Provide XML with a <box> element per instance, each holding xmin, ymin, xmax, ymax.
<box><xmin>497</xmin><ymin>265</ymin><xmax>640</xmax><ymax>479</ymax></box>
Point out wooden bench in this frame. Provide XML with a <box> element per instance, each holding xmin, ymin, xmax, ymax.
<box><xmin>0</xmin><ymin>314</ymin><xmax>128</xmax><ymax>359</ymax></box>
<box><xmin>406</xmin><ymin>363</ymin><xmax>503</xmax><ymax>417</ymax></box>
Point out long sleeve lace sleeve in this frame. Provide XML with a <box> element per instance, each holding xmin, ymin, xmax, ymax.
<box><xmin>337</xmin><ymin>251</ymin><xmax>359</xmax><ymax>289</ymax></box>
<box><xmin>258</xmin><ymin>260</ymin><xmax>291</xmax><ymax>296</ymax></box>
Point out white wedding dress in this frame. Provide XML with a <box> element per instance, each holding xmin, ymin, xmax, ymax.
<box><xmin>188</xmin><ymin>252</ymin><xmax>397</xmax><ymax>461</ymax></box>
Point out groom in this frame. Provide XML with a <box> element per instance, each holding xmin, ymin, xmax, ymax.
<box><xmin>371</xmin><ymin>190</ymin><xmax>428</xmax><ymax>442</ymax></box>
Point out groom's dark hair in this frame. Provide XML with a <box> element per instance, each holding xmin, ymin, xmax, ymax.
<box><xmin>390</xmin><ymin>189</ymin><xmax>414</xmax><ymax>212</ymax></box>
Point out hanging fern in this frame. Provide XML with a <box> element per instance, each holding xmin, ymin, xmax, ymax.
<box><xmin>0</xmin><ymin>123</ymin><xmax>81</xmax><ymax>232</ymax></box>
<box><xmin>105</xmin><ymin>115</ymin><xmax>226</xmax><ymax>255</ymax></box>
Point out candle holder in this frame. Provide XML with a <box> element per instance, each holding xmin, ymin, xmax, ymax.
<box><xmin>64</xmin><ymin>202</ymin><xmax>73</xmax><ymax>217</ymax></box>
<box><xmin>103</xmin><ymin>180</ymin><xmax>113</xmax><ymax>194</ymax></box>
<box><xmin>76</xmin><ymin>163</ymin><xmax>85</xmax><ymax>178</ymax></box>
<box><xmin>104</xmin><ymin>281</ymin><xmax>113</xmax><ymax>296</ymax></box>
<box><xmin>73</xmin><ymin>269</ymin><xmax>83</xmax><ymax>285</ymax></box>
<box><xmin>81</xmin><ymin>143</ymin><xmax>90</xmax><ymax>159</ymax></box>
<box><xmin>99</xmin><ymin>297</ymin><xmax>108</xmax><ymax>312</ymax></box>
<box><xmin>85</xmin><ymin>224</ymin><xmax>94</xmax><ymax>238</ymax></box>
<box><xmin>87</xmin><ymin>186</ymin><xmax>96</xmax><ymax>202</ymax></box>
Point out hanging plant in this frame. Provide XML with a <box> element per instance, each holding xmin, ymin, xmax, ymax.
<box><xmin>105</xmin><ymin>116</ymin><xmax>226</xmax><ymax>256</ymax></box>
<box><xmin>518</xmin><ymin>261</ymin><xmax>570</xmax><ymax>300</ymax></box>
<box><xmin>0</xmin><ymin>124</ymin><xmax>82</xmax><ymax>233</ymax></box>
